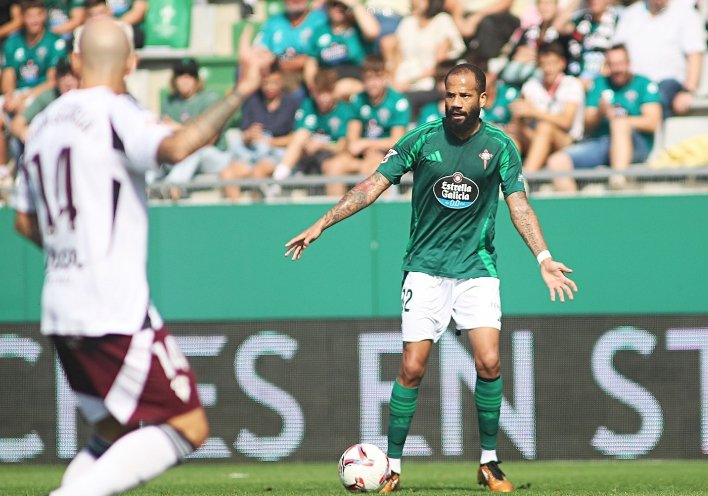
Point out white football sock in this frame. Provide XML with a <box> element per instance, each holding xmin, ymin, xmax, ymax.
<box><xmin>61</xmin><ymin>449</ymin><xmax>97</xmax><ymax>486</ymax></box>
<box><xmin>50</xmin><ymin>425</ymin><xmax>192</xmax><ymax>496</ymax></box>
<box><xmin>389</xmin><ymin>457</ymin><xmax>401</xmax><ymax>474</ymax></box>
<box><xmin>62</xmin><ymin>434</ymin><xmax>112</xmax><ymax>485</ymax></box>
<box><xmin>480</xmin><ymin>449</ymin><xmax>498</xmax><ymax>465</ymax></box>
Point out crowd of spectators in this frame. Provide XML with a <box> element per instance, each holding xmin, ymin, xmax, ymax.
<box><xmin>0</xmin><ymin>0</ymin><xmax>705</xmax><ymax>198</ymax></box>
<box><xmin>215</xmin><ymin>0</ymin><xmax>706</xmax><ymax>198</ymax></box>
<box><xmin>0</xmin><ymin>0</ymin><xmax>145</xmax><ymax>184</ymax></box>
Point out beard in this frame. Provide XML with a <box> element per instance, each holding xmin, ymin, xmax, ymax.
<box><xmin>445</xmin><ymin>105</ymin><xmax>482</xmax><ymax>134</ymax></box>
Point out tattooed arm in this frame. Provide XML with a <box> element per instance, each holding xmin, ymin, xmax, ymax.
<box><xmin>506</xmin><ymin>191</ymin><xmax>548</xmax><ymax>256</ymax></box>
<box><xmin>158</xmin><ymin>55</ymin><xmax>266</xmax><ymax>164</ymax></box>
<box><xmin>506</xmin><ymin>191</ymin><xmax>578</xmax><ymax>302</ymax></box>
<box><xmin>284</xmin><ymin>172</ymin><xmax>391</xmax><ymax>260</ymax></box>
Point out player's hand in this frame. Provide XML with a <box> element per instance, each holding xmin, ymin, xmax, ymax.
<box><xmin>236</xmin><ymin>50</ymin><xmax>272</xmax><ymax>97</ymax></box>
<box><xmin>540</xmin><ymin>259</ymin><xmax>577</xmax><ymax>302</ymax></box>
<box><xmin>672</xmin><ymin>91</ymin><xmax>693</xmax><ymax>115</ymax></box>
<box><xmin>284</xmin><ymin>221</ymin><xmax>324</xmax><ymax>261</ymax></box>
<box><xmin>347</xmin><ymin>139</ymin><xmax>369</xmax><ymax>157</ymax></box>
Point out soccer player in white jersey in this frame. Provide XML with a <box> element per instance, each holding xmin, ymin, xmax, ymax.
<box><xmin>12</xmin><ymin>17</ymin><xmax>265</xmax><ymax>496</ymax></box>
<box><xmin>285</xmin><ymin>63</ymin><xmax>577</xmax><ymax>493</ymax></box>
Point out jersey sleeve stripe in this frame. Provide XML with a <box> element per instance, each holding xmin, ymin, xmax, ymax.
<box><xmin>396</xmin><ymin>119</ymin><xmax>442</xmax><ymax>148</ymax></box>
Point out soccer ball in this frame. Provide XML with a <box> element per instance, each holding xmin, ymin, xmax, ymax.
<box><xmin>338</xmin><ymin>443</ymin><xmax>390</xmax><ymax>492</ymax></box>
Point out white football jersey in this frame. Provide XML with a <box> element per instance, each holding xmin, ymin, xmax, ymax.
<box><xmin>13</xmin><ymin>86</ymin><xmax>172</xmax><ymax>336</ymax></box>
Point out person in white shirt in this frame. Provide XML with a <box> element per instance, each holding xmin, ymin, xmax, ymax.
<box><xmin>613</xmin><ymin>0</ymin><xmax>706</xmax><ymax>116</ymax></box>
<box><xmin>12</xmin><ymin>17</ymin><xmax>264</xmax><ymax>496</ymax></box>
<box><xmin>508</xmin><ymin>41</ymin><xmax>585</xmax><ymax>173</ymax></box>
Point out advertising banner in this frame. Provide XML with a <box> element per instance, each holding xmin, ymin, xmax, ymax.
<box><xmin>1</xmin><ymin>316</ymin><xmax>706</xmax><ymax>463</ymax></box>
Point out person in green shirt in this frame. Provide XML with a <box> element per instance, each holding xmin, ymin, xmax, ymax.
<box><xmin>303</xmin><ymin>0</ymin><xmax>380</xmax><ymax>100</ymax></box>
<box><xmin>1</xmin><ymin>0</ymin><xmax>66</xmax><ymax>164</ymax></box>
<box><xmin>45</xmin><ymin>0</ymin><xmax>86</xmax><ymax>37</ymax></box>
<box><xmin>285</xmin><ymin>62</ymin><xmax>577</xmax><ymax>494</ymax></box>
<box><xmin>267</xmin><ymin>68</ymin><xmax>352</xmax><ymax>197</ymax></box>
<box><xmin>106</xmin><ymin>0</ymin><xmax>146</xmax><ymax>47</ymax></box>
<box><xmin>9</xmin><ymin>57</ymin><xmax>77</xmax><ymax>162</ymax></box>
<box><xmin>546</xmin><ymin>44</ymin><xmax>663</xmax><ymax>192</ymax></box>
<box><xmin>159</xmin><ymin>58</ymin><xmax>233</xmax><ymax>199</ymax></box>
<box><xmin>323</xmin><ymin>54</ymin><xmax>409</xmax><ymax>196</ymax></box>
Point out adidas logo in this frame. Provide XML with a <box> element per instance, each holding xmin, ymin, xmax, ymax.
<box><xmin>425</xmin><ymin>150</ymin><xmax>442</xmax><ymax>162</ymax></box>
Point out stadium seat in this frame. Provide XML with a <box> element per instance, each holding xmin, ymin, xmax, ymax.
<box><xmin>661</xmin><ymin>116</ymin><xmax>708</xmax><ymax>149</ymax></box>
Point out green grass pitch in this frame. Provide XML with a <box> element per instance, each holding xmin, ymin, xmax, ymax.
<box><xmin>1</xmin><ymin>461</ymin><xmax>706</xmax><ymax>495</ymax></box>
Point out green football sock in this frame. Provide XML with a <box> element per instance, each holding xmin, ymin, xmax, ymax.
<box><xmin>475</xmin><ymin>375</ymin><xmax>503</xmax><ymax>451</ymax></box>
<box><xmin>387</xmin><ymin>380</ymin><xmax>419</xmax><ymax>459</ymax></box>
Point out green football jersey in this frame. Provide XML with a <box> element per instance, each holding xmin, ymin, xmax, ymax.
<box><xmin>586</xmin><ymin>74</ymin><xmax>661</xmax><ymax>150</ymax></box>
<box><xmin>417</xmin><ymin>101</ymin><xmax>443</xmax><ymax>126</ymax></box>
<box><xmin>483</xmin><ymin>82</ymin><xmax>520</xmax><ymax>125</ymax></box>
<box><xmin>294</xmin><ymin>97</ymin><xmax>351</xmax><ymax>141</ymax></box>
<box><xmin>350</xmin><ymin>88</ymin><xmax>410</xmax><ymax>138</ymax></box>
<box><xmin>377</xmin><ymin>119</ymin><xmax>525</xmax><ymax>279</ymax></box>
<box><xmin>45</xmin><ymin>0</ymin><xmax>85</xmax><ymax>30</ymax></box>
<box><xmin>308</xmin><ymin>23</ymin><xmax>368</xmax><ymax>67</ymax></box>
<box><xmin>3</xmin><ymin>31</ymin><xmax>67</xmax><ymax>89</ymax></box>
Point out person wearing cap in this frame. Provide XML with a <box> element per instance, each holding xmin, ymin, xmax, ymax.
<box><xmin>159</xmin><ymin>58</ymin><xmax>233</xmax><ymax>199</ymax></box>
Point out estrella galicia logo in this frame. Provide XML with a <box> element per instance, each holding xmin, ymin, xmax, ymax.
<box><xmin>433</xmin><ymin>172</ymin><xmax>479</xmax><ymax>209</ymax></box>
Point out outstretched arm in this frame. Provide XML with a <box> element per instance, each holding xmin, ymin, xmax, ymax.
<box><xmin>284</xmin><ymin>172</ymin><xmax>391</xmax><ymax>260</ymax></box>
<box><xmin>158</xmin><ymin>55</ymin><xmax>266</xmax><ymax>164</ymax></box>
<box><xmin>505</xmin><ymin>191</ymin><xmax>577</xmax><ymax>302</ymax></box>
<box><xmin>15</xmin><ymin>211</ymin><xmax>42</xmax><ymax>248</ymax></box>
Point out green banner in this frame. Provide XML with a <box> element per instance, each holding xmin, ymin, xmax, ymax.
<box><xmin>144</xmin><ymin>0</ymin><xmax>192</xmax><ymax>48</ymax></box>
<box><xmin>2</xmin><ymin>195</ymin><xmax>708</xmax><ymax>323</ymax></box>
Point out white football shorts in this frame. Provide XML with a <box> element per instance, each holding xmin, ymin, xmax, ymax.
<box><xmin>400</xmin><ymin>271</ymin><xmax>501</xmax><ymax>342</ymax></box>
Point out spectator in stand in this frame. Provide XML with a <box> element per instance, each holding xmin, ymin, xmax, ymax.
<box><xmin>546</xmin><ymin>44</ymin><xmax>662</xmax><ymax>191</ymax></box>
<box><xmin>508</xmin><ymin>41</ymin><xmax>584</xmax><ymax>174</ymax></box>
<box><xmin>420</xmin><ymin>60</ymin><xmax>523</xmax><ymax>132</ymax></box>
<box><xmin>159</xmin><ymin>58</ymin><xmax>233</xmax><ymax>200</ymax></box>
<box><xmin>304</xmin><ymin>0</ymin><xmax>380</xmax><ymax>101</ymax></box>
<box><xmin>219</xmin><ymin>62</ymin><xmax>300</xmax><ymax>201</ymax></box>
<box><xmin>323</xmin><ymin>55</ymin><xmax>409</xmax><ymax>197</ymax></box>
<box><xmin>45</xmin><ymin>0</ymin><xmax>86</xmax><ymax>38</ymax></box>
<box><xmin>9</xmin><ymin>57</ymin><xmax>77</xmax><ymax>160</ymax></box>
<box><xmin>612</xmin><ymin>0</ymin><xmax>705</xmax><ymax>117</ymax></box>
<box><xmin>1</xmin><ymin>0</ymin><xmax>66</xmax><ymax>167</ymax></box>
<box><xmin>365</xmin><ymin>0</ymin><xmax>409</xmax><ymax>46</ymax></box>
<box><xmin>416</xmin><ymin>60</ymin><xmax>454</xmax><ymax>125</ymax></box>
<box><xmin>0</xmin><ymin>0</ymin><xmax>20</xmax><ymax>178</ymax></box>
<box><xmin>250</xmin><ymin>0</ymin><xmax>328</xmax><ymax>97</ymax></box>
<box><xmin>481</xmin><ymin>66</ymin><xmax>522</xmax><ymax>138</ymax></box>
<box><xmin>0</xmin><ymin>0</ymin><xmax>22</xmax><ymax>50</ymax></box>
<box><xmin>499</xmin><ymin>0</ymin><xmax>568</xmax><ymax>87</ymax></box>
<box><xmin>382</xmin><ymin>0</ymin><xmax>464</xmax><ymax>116</ymax></box>
<box><xmin>73</xmin><ymin>0</ymin><xmax>135</xmax><ymax>50</ymax></box>
<box><xmin>268</xmin><ymin>69</ymin><xmax>351</xmax><ymax>195</ymax></box>
<box><xmin>448</xmin><ymin>0</ymin><xmax>520</xmax><ymax>63</ymax></box>
<box><xmin>564</xmin><ymin>0</ymin><xmax>622</xmax><ymax>89</ymax></box>
<box><xmin>106</xmin><ymin>0</ymin><xmax>146</xmax><ymax>48</ymax></box>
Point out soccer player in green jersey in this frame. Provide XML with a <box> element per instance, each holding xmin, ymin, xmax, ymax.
<box><xmin>285</xmin><ymin>63</ymin><xmax>577</xmax><ymax>493</ymax></box>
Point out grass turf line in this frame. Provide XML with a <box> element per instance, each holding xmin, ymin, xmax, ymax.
<box><xmin>0</xmin><ymin>460</ymin><xmax>706</xmax><ymax>495</ymax></box>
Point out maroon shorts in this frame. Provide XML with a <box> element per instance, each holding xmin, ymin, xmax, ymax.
<box><xmin>52</xmin><ymin>326</ymin><xmax>202</xmax><ymax>427</ymax></box>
